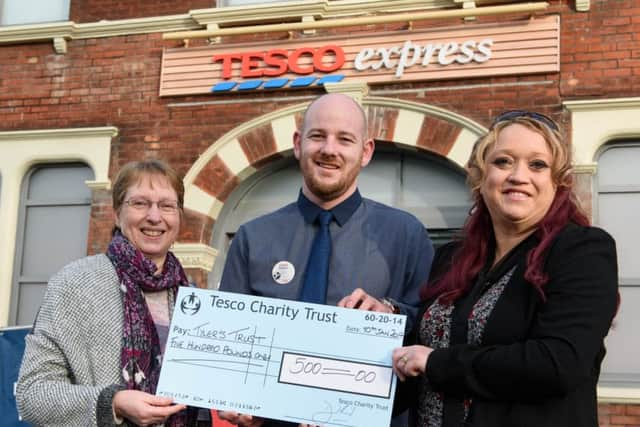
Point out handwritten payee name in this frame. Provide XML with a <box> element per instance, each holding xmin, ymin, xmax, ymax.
<box><xmin>173</xmin><ymin>324</ymin><xmax>265</xmax><ymax>343</ymax></box>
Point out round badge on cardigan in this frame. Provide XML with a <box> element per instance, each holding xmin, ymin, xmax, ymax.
<box><xmin>272</xmin><ymin>261</ymin><xmax>295</xmax><ymax>284</ymax></box>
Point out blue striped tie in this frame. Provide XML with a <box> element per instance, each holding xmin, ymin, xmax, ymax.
<box><xmin>300</xmin><ymin>210</ymin><xmax>333</xmax><ymax>304</ymax></box>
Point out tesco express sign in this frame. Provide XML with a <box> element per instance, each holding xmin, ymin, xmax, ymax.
<box><xmin>212</xmin><ymin>38</ymin><xmax>493</xmax><ymax>80</ymax></box>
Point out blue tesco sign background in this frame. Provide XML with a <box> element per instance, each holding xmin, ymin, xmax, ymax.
<box><xmin>0</xmin><ymin>326</ymin><xmax>31</xmax><ymax>427</ymax></box>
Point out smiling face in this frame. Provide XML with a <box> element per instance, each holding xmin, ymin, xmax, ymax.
<box><xmin>114</xmin><ymin>173</ymin><xmax>181</xmax><ymax>270</ymax></box>
<box><xmin>293</xmin><ymin>94</ymin><xmax>374</xmax><ymax>209</ymax></box>
<box><xmin>479</xmin><ymin>123</ymin><xmax>557</xmax><ymax>235</ymax></box>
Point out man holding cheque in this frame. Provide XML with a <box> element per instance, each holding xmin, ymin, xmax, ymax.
<box><xmin>217</xmin><ymin>93</ymin><xmax>433</xmax><ymax>426</ymax></box>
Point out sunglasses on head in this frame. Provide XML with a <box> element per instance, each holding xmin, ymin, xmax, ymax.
<box><xmin>490</xmin><ymin>110</ymin><xmax>559</xmax><ymax>131</ymax></box>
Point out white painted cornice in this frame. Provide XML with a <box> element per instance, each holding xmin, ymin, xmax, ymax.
<box><xmin>0</xmin><ymin>21</ymin><xmax>74</xmax><ymax>42</ymax></box>
<box><xmin>190</xmin><ymin>1</ymin><xmax>328</xmax><ymax>25</ymax></box>
<box><xmin>324</xmin><ymin>81</ymin><xmax>370</xmax><ymax>104</ymax></box>
<box><xmin>575</xmin><ymin>0</ymin><xmax>590</xmax><ymax>12</ymax></box>
<box><xmin>564</xmin><ymin>97</ymin><xmax>640</xmax><ymax>112</ymax></box>
<box><xmin>73</xmin><ymin>15</ymin><xmax>201</xmax><ymax>39</ymax></box>
<box><xmin>564</xmin><ymin>97</ymin><xmax>640</xmax><ymax>167</ymax></box>
<box><xmin>0</xmin><ymin>21</ymin><xmax>74</xmax><ymax>52</ymax></box>
<box><xmin>0</xmin><ymin>0</ymin><xmax>524</xmax><ymax>53</ymax></box>
<box><xmin>172</xmin><ymin>243</ymin><xmax>218</xmax><ymax>272</ymax></box>
<box><xmin>572</xmin><ymin>163</ymin><xmax>597</xmax><ymax>175</ymax></box>
<box><xmin>192</xmin><ymin>0</ymin><xmax>457</xmax><ymax>25</ymax></box>
<box><xmin>598</xmin><ymin>386</ymin><xmax>640</xmax><ymax>404</ymax></box>
<box><xmin>0</xmin><ymin>15</ymin><xmax>199</xmax><ymax>52</ymax></box>
<box><xmin>86</xmin><ymin>180</ymin><xmax>112</xmax><ymax>191</ymax></box>
<box><xmin>0</xmin><ymin>126</ymin><xmax>118</xmax><ymax>141</ymax></box>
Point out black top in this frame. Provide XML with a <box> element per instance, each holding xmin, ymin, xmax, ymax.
<box><xmin>396</xmin><ymin>223</ymin><xmax>618</xmax><ymax>427</ymax></box>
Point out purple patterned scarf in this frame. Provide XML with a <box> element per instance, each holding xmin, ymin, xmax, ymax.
<box><xmin>107</xmin><ymin>231</ymin><xmax>194</xmax><ymax>426</ymax></box>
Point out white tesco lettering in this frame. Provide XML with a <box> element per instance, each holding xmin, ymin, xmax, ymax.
<box><xmin>354</xmin><ymin>38</ymin><xmax>493</xmax><ymax>77</ymax></box>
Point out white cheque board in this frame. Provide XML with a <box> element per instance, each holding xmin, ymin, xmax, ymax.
<box><xmin>157</xmin><ymin>288</ymin><xmax>406</xmax><ymax>427</ymax></box>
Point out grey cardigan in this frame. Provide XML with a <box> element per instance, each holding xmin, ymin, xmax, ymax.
<box><xmin>16</xmin><ymin>254</ymin><xmax>126</xmax><ymax>426</ymax></box>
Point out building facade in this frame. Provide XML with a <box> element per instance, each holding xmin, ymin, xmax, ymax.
<box><xmin>1</xmin><ymin>0</ymin><xmax>639</xmax><ymax>424</ymax></box>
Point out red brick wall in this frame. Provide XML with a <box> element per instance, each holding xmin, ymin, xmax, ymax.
<box><xmin>559</xmin><ymin>0</ymin><xmax>640</xmax><ymax>99</ymax></box>
<box><xmin>70</xmin><ymin>0</ymin><xmax>214</xmax><ymax>23</ymax></box>
<box><xmin>599</xmin><ymin>404</ymin><xmax>640</xmax><ymax>427</ymax></box>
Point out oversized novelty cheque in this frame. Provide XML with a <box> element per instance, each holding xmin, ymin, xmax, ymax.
<box><xmin>157</xmin><ymin>288</ymin><xmax>406</xmax><ymax>427</ymax></box>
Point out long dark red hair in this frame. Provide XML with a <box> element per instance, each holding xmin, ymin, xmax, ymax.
<box><xmin>422</xmin><ymin>116</ymin><xmax>590</xmax><ymax>304</ymax></box>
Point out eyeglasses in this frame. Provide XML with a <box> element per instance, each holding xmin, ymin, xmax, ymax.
<box><xmin>490</xmin><ymin>110</ymin><xmax>559</xmax><ymax>131</ymax></box>
<box><xmin>124</xmin><ymin>198</ymin><xmax>180</xmax><ymax>214</ymax></box>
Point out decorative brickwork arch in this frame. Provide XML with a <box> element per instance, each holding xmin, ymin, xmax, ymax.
<box><xmin>175</xmin><ymin>97</ymin><xmax>487</xmax><ymax>281</ymax></box>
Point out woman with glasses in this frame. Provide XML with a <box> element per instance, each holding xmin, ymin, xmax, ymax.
<box><xmin>17</xmin><ymin>159</ymin><xmax>197</xmax><ymax>426</ymax></box>
<box><xmin>392</xmin><ymin>111</ymin><xmax>618</xmax><ymax>427</ymax></box>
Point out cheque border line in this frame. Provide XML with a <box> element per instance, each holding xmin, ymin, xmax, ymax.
<box><xmin>264</xmin><ymin>328</ymin><xmax>276</xmax><ymax>387</ymax></box>
<box><xmin>243</xmin><ymin>325</ymin><xmax>258</xmax><ymax>384</ymax></box>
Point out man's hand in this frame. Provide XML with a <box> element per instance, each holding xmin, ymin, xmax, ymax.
<box><xmin>218</xmin><ymin>410</ymin><xmax>264</xmax><ymax>427</ymax></box>
<box><xmin>337</xmin><ymin>288</ymin><xmax>392</xmax><ymax>313</ymax></box>
<box><xmin>112</xmin><ymin>390</ymin><xmax>186</xmax><ymax>427</ymax></box>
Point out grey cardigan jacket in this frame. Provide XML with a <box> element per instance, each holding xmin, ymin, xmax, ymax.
<box><xmin>16</xmin><ymin>254</ymin><xmax>126</xmax><ymax>426</ymax></box>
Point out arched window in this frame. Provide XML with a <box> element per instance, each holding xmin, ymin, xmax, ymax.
<box><xmin>596</xmin><ymin>142</ymin><xmax>640</xmax><ymax>387</ymax></box>
<box><xmin>209</xmin><ymin>148</ymin><xmax>471</xmax><ymax>284</ymax></box>
<box><xmin>9</xmin><ymin>163</ymin><xmax>94</xmax><ymax>326</ymax></box>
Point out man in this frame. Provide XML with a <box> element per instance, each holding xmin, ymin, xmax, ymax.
<box><xmin>219</xmin><ymin>93</ymin><xmax>434</xmax><ymax>427</ymax></box>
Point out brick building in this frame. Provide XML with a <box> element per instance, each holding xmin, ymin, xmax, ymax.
<box><xmin>1</xmin><ymin>0</ymin><xmax>639</xmax><ymax>425</ymax></box>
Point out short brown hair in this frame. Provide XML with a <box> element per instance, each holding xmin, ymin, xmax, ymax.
<box><xmin>112</xmin><ymin>159</ymin><xmax>184</xmax><ymax>212</ymax></box>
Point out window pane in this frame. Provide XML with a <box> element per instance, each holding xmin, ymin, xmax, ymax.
<box><xmin>360</xmin><ymin>152</ymin><xmax>471</xmax><ymax>228</ymax></box>
<box><xmin>597</xmin><ymin>143</ymin><xmax>640</xmax><ymax>387</ymax></box>
<box><xmin>21</xmin><ymin>205</ymin><xmax>92</xmax><ymax>278</ymax></box>
<box><xmin>600</xmin><ymin>287</ymin><xmax>640</xmax><ymax>385</ymax></box>
<box><xmin>227</xmin><ymin>164</ymin><xmax>301</xmax><ymax>229</ymax></box>
<box><xmin>598</xmin><ymin>145</ymin><xmax>640</xmax><ymax>188</ymax></box>
<box><xmin>598</xmin><ymin>193</ymin><xmax>640</xmax><ymax>282</ymax></box>
<box><xmin>28</xmin><ymin>164</ymin><xmax>93</xmax><ymax>201</ymax></box>
<box><xmin>358</xmin><ymin>154</ymin><xmax>399</xmax><ymax>205</ymax></box>
<box><xmin>1</xmin><ymin>0</ymin><xmax>70</xmax><ymax>26</ymax></box>
<box><xmin>11</xmin><ymin>164</ymin><xmax>94</xmax><ymax>326</ymax></box>
<box><xmin>15</xmin><ymin>283</ymin><xmax>46</xmax><ymax>326</ymax></box>
<box><xmin>400</xmin><ymin>156</ymin><xmax>470</xmax><ymax>228</ymax></box>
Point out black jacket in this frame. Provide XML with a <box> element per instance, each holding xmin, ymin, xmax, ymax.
<box><xmin>396</xmin><ymin>223</ymin><xmax>618</xmax><ymax>427</ymax></box>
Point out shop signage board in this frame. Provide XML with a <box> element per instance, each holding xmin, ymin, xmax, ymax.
<box><xmin>159</xmin><ymin>15</ymin><xmax>559</xmax><ymax>96</ymax></box>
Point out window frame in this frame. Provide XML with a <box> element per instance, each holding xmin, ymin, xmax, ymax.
<box><xmin>0</xmin><ymin>126</ymin><xmax>115</xmax><ymax>327</ymax></box>
<box><xmin>9</xmin><ymin>162</ymin><xmax>94</xmax><ymax>326</ymax></box>
<box><xmin>594</xmin><ymin>140</ymin><xmax>640</xmax><ymax>388</ymax></box>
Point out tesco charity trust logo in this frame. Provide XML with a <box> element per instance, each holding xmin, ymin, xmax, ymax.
<box><xmin>180</xmin><ymin>292</ymin><xmax>201</xmax><ymax>315</ymax></box>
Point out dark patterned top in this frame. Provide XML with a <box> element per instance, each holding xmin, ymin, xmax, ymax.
<box><xmin>417</xmin><ymin>266</ymin><xmax>516</xmax><ymax>427</ymax></box>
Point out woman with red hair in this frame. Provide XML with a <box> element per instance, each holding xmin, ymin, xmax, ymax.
<box><xmin>392</xmin><ymin>111</ymin><xmax>618</xmax><ymax>427</ymax></box>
